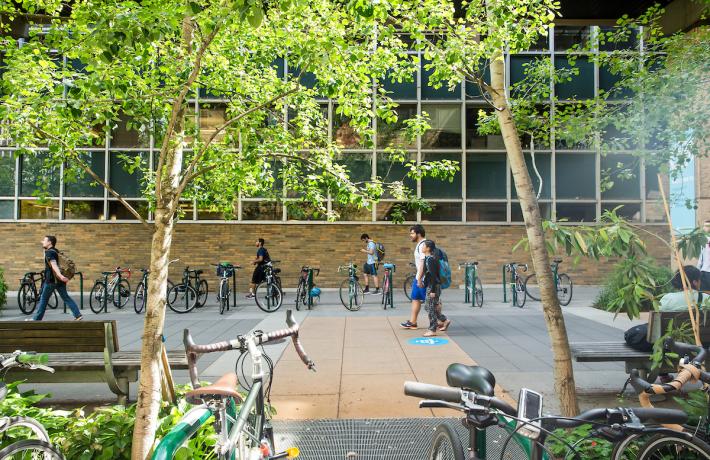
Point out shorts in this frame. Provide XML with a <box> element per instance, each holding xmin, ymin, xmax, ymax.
<box><xmin>251</xmin><ymin>265</ymin><xmax>266</xmax><ymax>284</ymax></box>
<box><xmin>363</xmin><ymin>263</ymin><xmax>378</xmax><ymax>275</ymax></box>
<box><xmin>410</xmin><ymin>278</ymin><xmax>427</xmax><ymax>301</ymax></box>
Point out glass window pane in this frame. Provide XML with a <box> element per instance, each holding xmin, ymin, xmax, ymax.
<box><xmin>421</xmin><ymin>104</ymin><xmax>462</xmax><ymax>149</ymax></box>
<box><xmin>599</xmin><ymin>26</ymin><xmax>638</xmax><ymax>51</ymax></box>
<box><xmin>422</xmin><ymin>202</ymin><xmax>462</xmax><ymax>221</ymax></box>
<box><xmin>511</xmin><ymin>153</ymin><xmax>551</xmax><ymax>199</ymax></box>
<box><xmin>20</xmin><ymin>154</ymin><xmax>60</xmax><ymax>196</ymax></box>
<box><xmin>422</xmin><ymin>60</ymin><xmax>461</xmax><ymax>100</ymax></box>
<box><xmin>556</xmin><ymin>203</ymin><xmax>596</xmax><ymax>222</ymax></box>
<box><xmin>108</xmin><ymin>200</ymin><xmax>149</xmax><ymax>220</ymax></box>
<box><xmin>174</xmin><ymin>201</ymin><xmax>194</xmax><ymax>221</ymax></box>
<box><xmin>242</xmin><ymin>201</ymin><xmax>282</xmax><ymax>221</ymax></box>
<box><xmin>288</xmin><ymin>66</ymin><xmax>322</xmax><ymax>96</ymax></box>
<box><xmin>199</xmin><ymin>103</ymin><xmax>227</xmax><ymax>143</ymax></box>
<box><xmin>109</xmin><ymin>152</ymin><xmax>149</xmax><ymax>198</ymax></box>
<box><xmin>333</xmin><ymin>202</ymin><xmax>372</xmax><ymax>221</ymax></box>
<box><xmin>510</xmin><ymin>56</ymin><xmax>541</xmax><ymax>89</ymax></box>
<box><xmin>197</xmin><ymin>208</ymin><xmax>229</xmax><ymax>220</ymax></box>
<box><xmin>65</xmin><ymin>152</ymin><xmax>105</xmax><ymax>197</ymax></box>
<box><xmin>63</xmin><ymin>200</ymin><xmax>105</xmax><ymax>220</ymax></box>
<box><xmin>377</xmin><ymin>104</ymin><xmax>417</xmax><ymax>149</ymax></box>
<box><xmin>376</xmin><ymin>202</ymin><xmax>416</xmax><ymax>221</ymax></box>
<box><xmin>554</xmin><ymin>56</ymin><xmax>594</xmax><ymax>100</ymax></box>
<box><xmin>466</xmin><ymin>106</ymin><xmax>505</xmax><ymax>149</ymax></box>
<box><xmin>0</xmin><ymin>200</ymin><xmax>13</xmax><ymax>219</ymax></box>
<box><xmin>381</xmin><ymin>69</ymin><xmax>417</xmax><ymax>100</ymax></box>
<box><xmin>645</xmin><ymin>200</ymin><xmax>667</xmax><ymax>223</ymax></box>
<box><xmin>554</xmin><ymin>26</ymin><xmax>592</xmax><ymax>51</ymax></box>
<box><xmin>601</xmin><ymin>154</ymin><xmax>640</xmax><ymax>199</ymax></box>
<box><xmin>19</xmin><ymin>200</ymin><xmax>59</xmax><ymax>219</ymax></box>
<box><xmin>599</xmin><ymin>65</ymin><xmax>632</xmax><ymax>99</ymax></box>
<box><xmin>602</xmin><ymin>202</ymin><xmax>641</xmax><ymax>222</ymax></box>
<box><xmin>0</xmin><ymin>152</ymin><xmax>15</xmax><ymax>196</ymax></box>
<box><xmin>110</xmin><ymin>117</ymin><xmax>149</xmax><ymax>148</ymax></box>
<box><xmin>512</xmin><ymin>202</ymin><xmax>551</xmax><ymax>222</ymax></box>
<box><xmin>421</xmin><ymin>153</ymin><xmax>462</xmax><ymax>199</ymax></box>
<box><xmin>467</xmin><ymin>153</ymin><xmax>506</xmax><ymax>199</ymax></box>
<box><xmin>334</xmin><ymin>108</ymin><xmax>370</xmax><ymax>149</ymax></box>
<box><xmin>376</xmin><ymin>152</ymin><xmax>416</xmax><ymax>198</ymax></box>
<box><xmin>465</xmin><ymin>64</ymin><xmax>491</xmax><ymax>99</ymax></box>
<box><xmin>467</xmin><ymin>202</ymin><xmax>507</xmax><ymax>221</ymax></box>
<box><xmin>272</xmin><ymin>58</ymin><xmax>285</xmax><ymax>79</ymax></box>
<box><xmin>286</xmin><ymin>202</ymin><xmax>326</xmax><ymax>221</ymax></box>
<box><xmin>555</xmin><ymin>153</ymin><xmax>596</xmax><ymax>199</ymax></box>
<box><xmin>334</xmin><ymin>153</ymin><xmax>372</xmax><ymax>184</ymax></box>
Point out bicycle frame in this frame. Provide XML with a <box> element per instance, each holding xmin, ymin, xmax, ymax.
<box><xmin>381</xmin><ymin>264</ymin><xmax>395</xmax><ymax>309</ymax></box>
<box><xmin>99</xmin><ymin>268</ymin><xmax>129</xmax><ymax>313</ymax></box>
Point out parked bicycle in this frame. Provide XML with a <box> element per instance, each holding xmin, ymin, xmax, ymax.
<box><xmin>459</xmin><ymin>262</ymin><xmax>483</xmax><ymax>308</ymax></box>
<box><xmin>295</xmin><ymin>266</ymin><xmax>319</xmax><ymax>311</ymax></box>
<box><xmin>89</xmin><ymin>267</ymin><xmax>131</xmax><ymax>314</ymax></box>
<box><xmin>17</xmin><ymin>272</ymin><xmax>58</xmax><ymax>315</ymax></box>
<box><xmin>133</xmin><ymin>264</ymin><xmax>176</xmax><ymax>314</ymax></box>
<box><xmin>381</xmin><ymin>263</ymin><xmax>395</xmax><ymax>310</ymax></box>
<box><xmin>212</xmin><ymin>262</ymin><xmax>240</xmax><ymax>315</ymax></box>
<box><xmin>405</xmin><ymin>363</ymin><xmax>703</xmax><ymax>460</ymax></box>
<box><xmin>504</xmin><ymin>262</ymin><xmax>528</xmax><ymax>308</ymax></box>
<box><xmin>151</xmin><ymin>310</ymin><xmax>314</xmax><ymax>460</ymax></box>
<box><xmin>167</xmin><ymin>266</ymin><xmax>208</xmax><ymax>314</ymax></box>
<box><xmin>403</xmin><ymin>262</ymin><xmax>416</xmax><ymax>301</ymax></box>
<box><xmin>0</xmin><ymin>350</ymin><xmax>64</xmax><ymax>459</ymax></box>
<box><xmin>524</xmin><ymin>258</ymin><xmax>573</xmax><ymax>306</ymax></box>
<box><xmin>254</xmin><ymin>260</ymin><xmax>284</xmax><ymax>313</ymax></box>
<box><xmin>338</xmin><ymin>262</ymin><xmax>364</xmax><ymax>311</ymax></box>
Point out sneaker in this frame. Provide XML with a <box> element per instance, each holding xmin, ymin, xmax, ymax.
<box><xmin>75</xmin><ymin>316</ymin><xmax>83</xmax><ymax>321</ymax></box>
<box><xmin>373</xmin><ymin>288</ymin><xmax>380</xmax><ymax>294</ymax></box>
<box><xmin>363</xmin><ymin>287</ymin><xmax>370</xmax><ymax>294</ymax></box>
<box><xmin>423</xmin><ymin>330</ymin><xmax>437</xmax><ymax>337</ymax></box>
<box><xmin>400</xmin><ymin>320</ymin><xmax>418</xmax><ymax>329</ymax></box>
<box><xmin>245</xmin><ymin>293</ymin><xmax>255</xmax><ymax>299</ymax></box>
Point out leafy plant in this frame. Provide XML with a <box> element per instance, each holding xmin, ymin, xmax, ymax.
<box><xmin>594</xmin><ymin>259</ymin><xmax>673</xmax><ymax>314</ymax></box>
<box><xmin>650</xmin><ymin>320</ymin><xmax>694</xmax><ymax>370</ymax></box>
<box><xmin>0</xmin><ymin>267</ymin><xmax>7</xmax><ymax>310</ymax></box>
<box><xmin>545</xmin><ymin>424</ymin><xmax>614</xmax><ymax>459</ymax></box>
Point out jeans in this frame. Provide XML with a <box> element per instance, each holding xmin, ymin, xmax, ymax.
<box><xmin>33</xmin><ymin>282</ymin><xmax>82</xmax><ymax>320</ymax></box>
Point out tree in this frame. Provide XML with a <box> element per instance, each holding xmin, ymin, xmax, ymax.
<box><xmin>0</xmin><ymin>0</ymin><xmax>455</xmax><ymax>456</ymax></box>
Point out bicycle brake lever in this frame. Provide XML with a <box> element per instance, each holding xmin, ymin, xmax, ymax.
<box><xmin>33</xmin><ymin>364</ymin><xmax>55</xmax><ymax>374</ymax></box>
<box><xmin>419</xmin><ymin>400</ymin><xmax>465</xmax><ymax>411</ymax></box>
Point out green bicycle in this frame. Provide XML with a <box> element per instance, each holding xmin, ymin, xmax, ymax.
<box><xmin>524</xmin><ymin>258</ymin><xmax>573</xmax><ymax>306</ymax></box>
<box><xmin>459</xmin><ymin>262</ymin><xmax>483</xmax><ymax>308</ymax></box>
<box><xmin>152</xmin><ymin>310</ymin><xmax>314</xmax><ymax>460</ymax></box>
<box><xmin>503</xmin><ymin>262</ymin><xmax>527</xmax><ymax>308</ymax></box>
<box><xmin>338</xmin><ymin>262</ymin><xmax>364</xmax><ymax>311</ymax></box>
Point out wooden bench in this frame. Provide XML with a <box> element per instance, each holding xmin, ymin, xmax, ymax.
<box><xmin>0</xmin><ymin>321</ymin><xmax>188</xmax><ymax>404</ymax></box>
<box><xmin>571</xmin><ymin>311</ymin><xmax>710</xmax><ymax>380</ymax></box>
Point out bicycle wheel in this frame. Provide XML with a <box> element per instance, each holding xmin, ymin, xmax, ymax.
<box><xmin>134</xmin><ymin>282</ymin><xmax>146</xmax><ymax>314</ymax></box>
<box><xmin>0</xmin><ymin>439</ymin><xmax>64</xmax><ymax>459</ymax></box>
<box><xmin>219</xmin><ymin>279</ymin><xmax>229</xmax><ymax>315</ymax></box>
<box><xmin>381</xmin><ymin>274</ymin><xmax>390</xmax><ymax>306</ymax></box>
<box><xmin>524</xmin><ymin>273</ymin><xmax>541</xmax><ymax>301</ymax></box>
<box><xmin>295</xmin><ymin>279</ymin><xmax>305</xmax><ymax>311</ymax></box>
<box><xmin>474</xmin><ymin>276</ymin><xmax>484</xmax><ymax>308</ymax></box>
<box><xmin>637</xmin><ymin>433</ymin><xmax>710</xmax><ymax>459</ymax></box>
<box><xmin>18</xmin><ymin>283</ymin><xmax>36</xmax><ymax>315</ymax></box>
<box><xmin>89</xmin><ymin>282</ymin><xmax>106</xmax><ymax>314</ymax></box>
<box><xmin>514</xmin><ymin>277</ymin><xmax>526</xmax><ymax>308</ymax></box>
<box><xmin>255</xmin><ymin>281</ymin><xmax>283</xmax><ymax>313</ymax></box>
<box><xmin>404</xmin><ymin>274</ymin><xmax>414</xmax><ymax>301</ymax></box>
<box><xmin>47</xmin><ymin>290</ymin><xmax>58</xmax><ymax>309</ymax></box>
<box><xmin>557</xmin><ymin>273</ymin><xmax>573</xmax><ymax>306</ymax></box>
<box><xmin>196</xmin><ymin>279</ymin><xmax>209</xmax><ymax>308</ymax></box>
<box><xmin>1</xmin><ymin>416</ymin><xmax>52</xmax><ymax>442</ymax></box>
<box><xmin>427</xmin><ymin>423</ymin><xmax>465</xmax><ymax>460</ymax></box>
<box><xmin>112</xmin><ymin>279</ymin><xmax>131</xmax><ymax>308</ymax></box>
<box><xmin>167</xmin><ymin>284</ymin><xmax>198</xmax><ymax>314</ymax></box>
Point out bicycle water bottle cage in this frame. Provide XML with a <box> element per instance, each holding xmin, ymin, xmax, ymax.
<box><xmin>446</xmin><ymin>363</ymin><xmax>495</xmax><ymax>397</ymax></box>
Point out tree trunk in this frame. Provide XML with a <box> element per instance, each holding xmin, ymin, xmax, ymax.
<box><xmin>488</xmin><ymin>55</ymin><xmax>580</xmax><ymax>416</ymax></box>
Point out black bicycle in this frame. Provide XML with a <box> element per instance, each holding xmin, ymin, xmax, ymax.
<box><xmin>524</xmin><ymin>258</ymin><xmax>573</xmax><ymax>306</ymax></box>
<box><xmin>134</xmin><ymin>268</ymin><xmax>175</xmax><ymax>314</ymax></box>
<box><xmin>504</xmin><ymin>262</ymin><xmax>528</xmax><ymax>308</ymax></box>
<box><xmin>255</xmin><ymin>260</ymin><xmax>284</xmax><ymax>313</ymax></box>
<box><xmin>295</xmin><ymin>266</ymin><xmax>319</xmax><ymax>311</ymax></box>
<box><xmin>17</xmin><ymin>272</ymin><xmax>58</xmax><ymax>315</ymax></box>
<box><xmin>166</xmin><ymin>267</ymin><xmax>204</xmax><ymax>314</ymax></box>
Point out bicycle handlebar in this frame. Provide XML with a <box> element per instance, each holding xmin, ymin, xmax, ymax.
<box><xmin>403</xmin><ymin>381</ymin><xmax>516</xmax><ymax>417</ymax></box>
<box><xmin>1</xmin><ymin>352</ymin><xmax>55</xmax><ymax>374</ymax></box>
<box><xmin>545</xmin><ymin>407</ymin><xmax>688</xmax><ymax>429</ymax></box>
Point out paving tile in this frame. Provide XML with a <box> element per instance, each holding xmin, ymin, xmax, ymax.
<box><xmin>338</xmin><ymin>373</ymin><xmax>423</xmax><ymax>418</ymax></box>
<box><xmin>270</xmin><ymin>358</ymin><xmax>342</xmax><ymax>396</ymax></box>
<box><xmin>271</xmin><ymin>394</ymin><xmax>340</xmax><ymax>420</ymax></box>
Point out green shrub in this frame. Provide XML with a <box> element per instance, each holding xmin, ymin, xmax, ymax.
<box><xmin>546</xmin><ymin>424</ymin><xmax>614</xmax><ymax>459</ymax></box>
<box><xmin>594</xmin><ymin>258</ymin><xmax>674</xmax><ymax>316</ymax></box>
<box><xmin>0</xmin><ymin>267</ymin><xmax>7</xmax><ymax>310</ymax></box>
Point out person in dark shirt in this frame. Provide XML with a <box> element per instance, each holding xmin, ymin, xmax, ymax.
<box><xmin>29</xmin><ymin>235</ymin><xmax>82</xmax><ymax>321</ymax></box>
<box><xmin>247</xmin><ymin>238</ymin><xmax>271</xmax><ymax>299</ymax></box>
<box><xmin>421</xmin><ymin>240</ymin><xmax>450</xmax><ymax>337</ymax></box>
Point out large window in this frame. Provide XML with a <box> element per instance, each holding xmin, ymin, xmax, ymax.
<box><xmin>0</xmin><ymin>152</ymin><xmax>14</xmax><ymax>196</ymax></box>
<box><xmin>65</xmin><ymin>152</ymin><xmax>105</xmax><ymax>197</ymax></box>
<box><xmin>467</xmin><ymin>154</ymin><xmax>506</xmax><ymax>199</ymax></box>
<box><xmin>421</xmin><ymin>104</ymin><xmax>461</xmax><ymax>149</ymax></box>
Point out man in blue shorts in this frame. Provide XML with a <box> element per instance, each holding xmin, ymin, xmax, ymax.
<box><xmin>401</xmin><ymin>225</ymin><xmax>427</xmax><ymax>329</ymax></box>
<box><xmin>360</xmin><ymin>234</ymin><xmax>380</xmax><ymax>294</ymax></box>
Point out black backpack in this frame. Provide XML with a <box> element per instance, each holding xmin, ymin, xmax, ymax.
<box><xmin>624</xmin><ymin>324</ymin><xmax>653</xmax><ymax>352</ymax></box>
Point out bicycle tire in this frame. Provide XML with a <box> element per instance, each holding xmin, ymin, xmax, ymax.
<box><xmin>404</xmin><ymin>274</ymin><xmax>415</xmax><ymax>301</ymax></box>
<box><xmin>524</xmin><ymin>273</ymin><xmax>541</xmax><ymax>301</ymax></box>
<box><xmin>196</xmin><ymin>279</ymin><xmax>209</xmax><ymax>308</ymax></box>
<box><xmin>295</xmin><ymin>278</ymin><xmax>305</xmax><ymax>311</ymax></box>
<box><xmin>474</xmin><ymin>276</ymin><xmax>484</xmax><ymax>308</ymax></box>
<box><xmin>339</xmin><ymin>279</ymin><xmax>363</xmax><ymax>311</ymax></box>
<box><xmin>427</xmin><ymin>423</ymin><xmax>465</xmax><ymax>460</ymax></box>
<box><xmin>112</xmin><ymin>279</ymin><xmax>131</xmax><ymax>308</ymax></box>
<box><xmin>219</xmin><ymin>279</ymin><xmax>229</xmax><ymax>315</ymax></box>
<box><xmin>134</xmin><ymin>282</ymin><xmax>146</xmax><ymax>314</ymax></box>
<box><xmin>0</xmin><ymin>439</ymin><xmax>64</xmax><ymax>459</ymax></box>
<box><xmin>167</xmin><ymin>284</ymin><xmax>198</xmax><ymax>314</ymax></box>
<box><xmin>514</xmin><ymin>277</ymin><xmax>526</xmax><ymax>308</ymax></box>
<box><xmin>557</xmin><ymin>273</ymin><xmax>573</xmax><ymax>306</ymax></box>
<box><xmin>0</xmin><ymin>416</ymin><xmax>52</xmax><ymax>442</ymax></box>
<box><xmin>18</xmin><ymin>283</ymin><xmax>36</xmax><ymax>315</ymax></box>
<box><xmin>382</xmin><ymin>274</ymin><xmax>390</xmax><ymax>309</ymax></box>
<box><xmin>611</xmin><ymin>433</ymin><xmax>649</xmax><ymax>460</ymax></box>
<box><xmin>255</xmin><ymin>281</ymin><xmax>283</xmax><ymax>313</ymax></box>
<box><xmin>636</xmin><ymin>433</ymin><xmax>710</xmax><ymax>459</ymax></box>
<box><xmin>47</xmin><ymin>290</ymin><xmax>58</xmax><ymax>309</ymax></box>
<box><xmin>89</xmin><ymin>281</ymin><xmax>106</xmax><ymax>314</ymax></box>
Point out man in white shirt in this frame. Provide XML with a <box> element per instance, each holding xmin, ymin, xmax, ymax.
<box><xmin>698</xmin><ymin>220</ymin><xmax>710</xmax><ymax>293</ymax></box>
<box><xmin>400</xmin><ymin>225</ymin><xmax>428</xmax><ymax>329</ymax></box>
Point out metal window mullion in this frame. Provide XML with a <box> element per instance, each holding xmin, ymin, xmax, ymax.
<box><xmin>549</xmin><ymin>35</ymin><xmax>556</xmax><ymax>222</ymax></box>
<box><xmin>58</xmin><ymin>161</ymin><xmax>64</xmax><ymax>220</ymax></box>
<box><xmin>13</xmin><ymin>154</ymin><xmax>19</xmax><ymax>220</ymax></box>
<box><xmin>416</xmin><ymin>48</ymin><xmax>422</xmax><ymax>223</ymax></box>
<box><xmin>461</xmin><ymin>92</ymin><xmax>466</xmax><ymax>222</ymax></box>
<box><xmin>104</xmin><ymin>126</ymin><xmax>110</xmax><ymax>221</ymax></box>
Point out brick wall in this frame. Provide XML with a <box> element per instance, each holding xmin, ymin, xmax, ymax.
<box><xmin>0</xmin><ymin>223</ymin><xmax>670</xmax><ymax>291</ymax></box>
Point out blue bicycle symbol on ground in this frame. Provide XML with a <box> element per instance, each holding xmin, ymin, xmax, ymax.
<box><xmin>407</xmin><ymin>337</ymin><xmax>449</xmax><ymax>346</ymax></box>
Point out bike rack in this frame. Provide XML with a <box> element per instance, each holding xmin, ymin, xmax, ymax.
<box><xmin>62</xmin><ymin>271</ymin><xmax>84</xmax><ymax>313</ymax></box>
<box><xmin>502</xmin><ymin>265</ymin><xmax>508</xmax><ymax>303</ymax></box>
<box><xmin>232</xmin><ymin>269</ymin><xmax>237</xmax><ymax>310</ymax></box>
<box><xmin>462</xmin><ymin>263</ymin><xmax>476</xmax><ymax>305</ymax></box>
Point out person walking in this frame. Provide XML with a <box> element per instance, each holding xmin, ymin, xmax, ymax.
<box><xmin>698</xmin><ymin>219</ymin><xmax>710</xmax><ymax>293</ymax></box>
<box><xmin>246</xmin><ymin>238</ymin><xmax>271</xmax><ymax>299</ymax></box>
<box><xmin>421</xmin><ymin>240</ymin><xmax>450</xmax><ymax>337</ymax></box>
<box><xmin>29</xmin><ymin>235</ymin><xmax>83</xmax><ymax>321</ymax></box>
<box><xmin>360</xmin><ymin>233</ymin><xmax>380</xmax><ymax>295</ymax></box>
<box><xmin>400</xmin><ymin>225</ymin><xmax>427</xmax><ymax>329</ymax></box>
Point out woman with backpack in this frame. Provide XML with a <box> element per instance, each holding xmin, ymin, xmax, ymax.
<box><xmin>421</xmin><ymin>240</ymin><xmax>451</xmax><ymax>337</ymax></box>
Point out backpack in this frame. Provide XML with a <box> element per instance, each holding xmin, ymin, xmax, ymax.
<box><xmin>435</xmin><ymin>247</ymin><xmax>452</xmax><ymax>289</ymax></box>
<box><xmin>374</xmin><ymin>242</ymin><xmax>386</xmax><ymax>262</ymax></box>
<box><xmin>56</xmin><ymin>249</ymin><xmax>76</xmax><ymax>280</ymax></box>
<box><xmin>624</xmin><ymin>324</ymin><xmax>653</xmax><ymax>352</ymax></box>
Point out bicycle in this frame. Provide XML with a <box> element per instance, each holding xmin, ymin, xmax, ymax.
<box><xmin>167</xmin><ymin>266</ymin><xmax>207</xmax><ymax>314</ymax></box>
<box><xmin>459</xmin><ymin>262</ymin><xmax>483</xmax><ymax>308</ymax></box>
<box><xmin>212</xmin><ymin>262</ymin><xmax>241</xmax><ymax>315</ymax></box>
<box><xmin>504</xmin><ymin>262</ymin><xmax>528</xmax><ymax>308</ymax></box>
<box><xmin>17</xmin><ymin>272</ymin><xmax>58</xmax><ymax>315</ymax></box>
<box><xmin>89</xmin><ymin>267</ymin><xmax>131</xmax><ymax>314</ymax></box>
<box><xmin>338</xmin><ymin>262</ymin><xmax>364</xmax><ymax>311</ymax></box>
<box><xmin>0</xmin><ymin>350</ymin><xmax>64</xmax><ymax>459</ymax></box>
<box><xmin>254</xmin><ymin>261</ymin><xmax>284</xmax><ymax>313</ymax></box>
<box><xmin>381</xmin><ymin>263</ymin><xmax>395</xmax><ymax>309</ymax></box>
<box><xmin>404</xmin><ymin>363</ymin><xmax>705</xmax><ymax>460</ymax></box>
<box><xmin>404</xmin><ymin>262</ymin><xmax>416</xmax><ymax>301</ymax></box>
<box><xmin>524</xmin><ymin>258</ymin><xmax>573</xmax><ymax>306</ymax></box>
<box><xmin>133</xmin><ymin>266</ymin><xmax>176</xmax><ymax>314</ymax></box>
<box><xmin>295</xmin><ymin>266</ymin><xmax>319</xmax><ymax>311</ymax></box>
<box><xmin>151</xmin><ymin>310</ymin><xmax>314</xmax><ymax>460</ymax></box>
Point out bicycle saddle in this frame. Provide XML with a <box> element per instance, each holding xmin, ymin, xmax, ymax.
<box><xmin>446</xmin><ymin>364</ymin><xmax>496</xmax><ymax>397</ymax></box>
<box><xmin>273</xmin><ymin>268</ymin><xmax>282</xmax><ymax>274</ymax></box>
<box><xmin>194</xmin><ymin>269</ymin><xmax>204</xmax><ymax>275</ymax></box>
<box><xmin>185</xmin><ymin>372</ymin><xmax>242</xmax><ymax>405</ymax></box>
<box><xmin>553</xmin><ymin>258</ymin><xmax>563</xmax><ymax>264</ymax></box>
